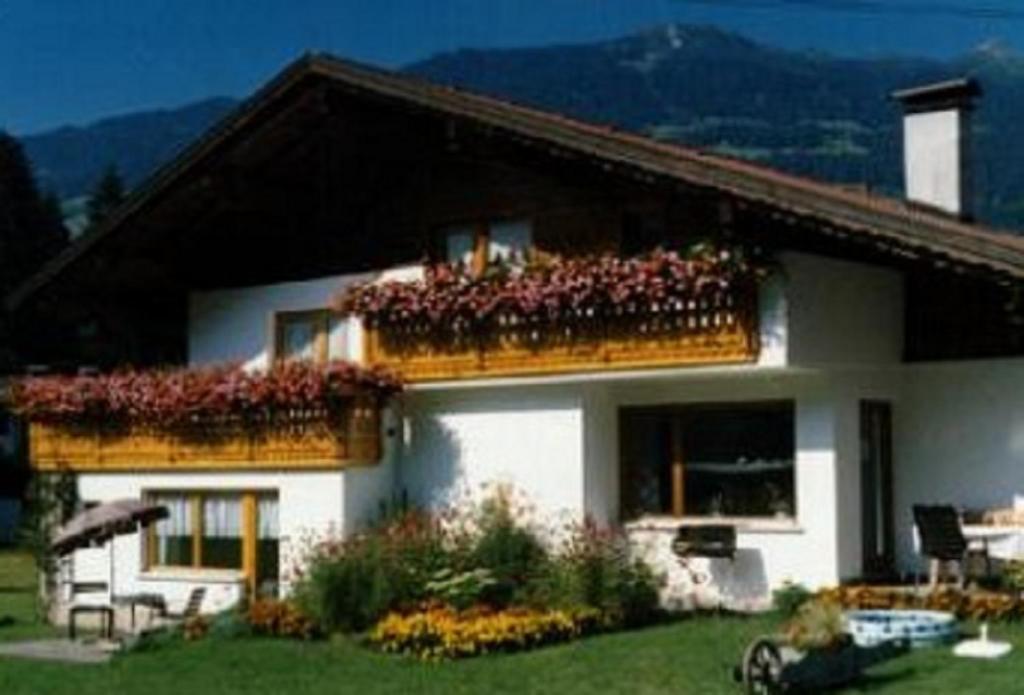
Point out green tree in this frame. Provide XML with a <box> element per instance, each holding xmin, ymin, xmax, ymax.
<box><xmin>0</xmin><ymin>131</ymin><xmax>69</xmax><ymax>371</ymax></box>
<box><xmin>0</xmin><ymin>131</ymin><xmax>68</xmax><ymax>296</ymax></box>
<box><xmin>85</xmin><ymin>163</ymin><xmax>126</xmax><ymax>232</ymax></box>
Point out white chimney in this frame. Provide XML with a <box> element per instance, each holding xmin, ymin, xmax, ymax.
<box><xmin>892</xmin><ymin>78</ymin><xmax>981</xmax><ymax>219</ymax></box>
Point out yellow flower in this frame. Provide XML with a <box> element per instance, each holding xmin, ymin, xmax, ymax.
<box><xmin>369</xmin><ymin>605</ymin><xmax>599</xmax><ymax>659</ymax></box>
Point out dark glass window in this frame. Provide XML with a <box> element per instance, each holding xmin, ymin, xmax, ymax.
<box><xmin>621</xmin><ymin>401</ymin><xmax>795</xmax><ymax>519</ymax></box>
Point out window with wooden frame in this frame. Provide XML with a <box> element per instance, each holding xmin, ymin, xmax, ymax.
<box><xmin>443</xmin><ymin>219</ymin><xmax>533</xmax><ymax>274</ymax></box>
<box><xmin>274</xmin><ymin>309</ymin><xmax>331</xmax><ymax>364</ymax></box>
<box><xmin>620</xmin><ymin>401</ymin><xmax>795</xmax><ymax>521</ymax></box>
<box><xmin>145</xmin><ymin>491</ymin><xmax>280</xmax><ymax>596</ymax></box>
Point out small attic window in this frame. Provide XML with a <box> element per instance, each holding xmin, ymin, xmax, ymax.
<box><xmin>443</xmin><ymin>219</ymin><xmax>533</xmax><ymax>273</ymax></box>
<box><xmin>274</xmin><ymin>310</ymin><xmax>330</xmax><ymax>364</ymax></box>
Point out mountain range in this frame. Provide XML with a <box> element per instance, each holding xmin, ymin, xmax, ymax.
<box><xmin>19</xmin><ymin>24</ymin><xmax>1024</xmax><ymax>230</ymax></box>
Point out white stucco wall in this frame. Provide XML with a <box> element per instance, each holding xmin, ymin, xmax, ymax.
<box><xmin>582</xmin><ymin>384</ymin><xmax>619</xmax><ymax>526</ymax></box>
<box><xmin>831</xmin><ymin>370</ymin><xmax>905</xmax><ymax>581</ymax></box>
<box><xmin>903</xmin><ymin>108</ymin><xmax>970</xmax><ymax>217</ymax></box>
<box><xmin>395</xmin><ymin>386</ymin><xmax>586</xmax><ymax>527</ymax></box>
<box><xmin>159</xmin><ymin>250</ymin><xmax>918</xmax><ymax>604</ymax></box>
<box><xmin>393</xmin><ymin>370</ymin><xmax>877</xmax><ymax>599</ymax></box>
<box><xmin>894</xmin><ymin>359</ymin><xmax>1024</xmax><ymax>573</ymax></box>
<box><xmin>604</xmin><ymin>372</ymin><xmax>847</xmax><ymax>592</ymax></box>
<box><xmin>188</xmin><ymin>274</ymin><xmax>369</xmax><ymax>369</ymax></box>
<box><xmin>757</xmin><ymin>273</ymin><xmax>788</xmax><ymax>368</ymax></box>
<box><xmin>342</xmin><ymin>409</ymin><xmax>400</xmax><ymax>533</ymax></box>
<box><xmin>68</xmin><ymin>462</ymin><xmax>398</xmax><ymax>615</ymax></box>
<box><xmin>783</xmin><ymin>252</ymin><xmax>904</xmax><ymax>368</ymax></box>
<box><xmin>186</xmin><ymin>252</ymin><xmax>904</xmax><ymax>375</ymax></box>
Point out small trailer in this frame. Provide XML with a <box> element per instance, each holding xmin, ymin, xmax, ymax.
<box><xmin>736</xmin><ymin>634</ymin><xmax>908</xmax><ymax>694</ymax></box>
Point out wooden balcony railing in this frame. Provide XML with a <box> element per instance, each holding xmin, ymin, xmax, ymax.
<box><xmin>29</xmin><ymin>402</ymin><xmax>382</xmax><ymax>472</ymax></box>
<box><xmin>364</xmin><ymin>293</ymin><xmax>758</xmax><ymax>382</ymax></box>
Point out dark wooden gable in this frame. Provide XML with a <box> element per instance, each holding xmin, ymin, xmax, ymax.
<box><xmin>11</xmin><ymin>55</ymin><xmax>1024</xmax><ymax>367</ymax></box>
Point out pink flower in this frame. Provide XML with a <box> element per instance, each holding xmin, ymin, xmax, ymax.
<box><xmin>12</xmin><ymin>360</ymin><xmax>402</xmax><ymax>428</ymax></box>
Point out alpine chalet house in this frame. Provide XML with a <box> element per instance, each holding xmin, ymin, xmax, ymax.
<box><xmin>9</xmin><ymin>58</ymin><xmax>1024</xmax><ymax>614</ymax></box>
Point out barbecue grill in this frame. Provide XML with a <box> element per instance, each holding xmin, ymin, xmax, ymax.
<box><xmin>671</xmin><ymin>524</ymin><xmax>737</xmax><ymax>560</ymax></box>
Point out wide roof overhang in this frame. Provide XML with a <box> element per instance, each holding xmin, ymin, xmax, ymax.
<box><xmin>10</xmin><ymin>53</ymin><xmax>1024</xmax><ymax>312</ymax></box>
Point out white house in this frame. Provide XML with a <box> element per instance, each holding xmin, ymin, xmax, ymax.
<box><xmin>10</xmin><ymin>59</ymin><xmax>1024</xmax><ymax>615</ymax></box>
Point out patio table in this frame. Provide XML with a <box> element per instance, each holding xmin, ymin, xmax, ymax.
<box><xmin>913</xmin><ymin>524</ymin><xmax>1024</xmax><ymax>562</ymax></box>
<box><xmin>112</xmin><ymin>593</ymin><xmax>167</xmax><ymax>631</ymax></box>
<box><xmin>960</xmin><ymin>525</ymin><xmax>1024</xmax><ymax>561</ymax></box>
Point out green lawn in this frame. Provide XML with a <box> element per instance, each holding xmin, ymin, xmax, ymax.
<box><xmin>0</xmin><ymin>550</ymin><xmax>56</xmax><ymax>644</ymax></box>
<box><xmin>4</xmin><ymin>548</ymin><xmax>1024</xmax><ymax>694</ymax></box>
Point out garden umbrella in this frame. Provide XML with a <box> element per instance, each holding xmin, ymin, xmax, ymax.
<box><xmin>51</xmin><ymin>499</ymin><xmax>169</xmax><ymax>600</ymax></box>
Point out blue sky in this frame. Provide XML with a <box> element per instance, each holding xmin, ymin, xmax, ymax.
<box><xmin>2</xmin><ymin>0</ymin><xmax>1023</xmax><ymax>134</ymax></box>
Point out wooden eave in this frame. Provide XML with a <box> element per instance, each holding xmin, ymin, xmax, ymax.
<box><xmin>10</xmin><ymin>52</ymin><xmax>1024</xmax><ymax>312</ymax></box>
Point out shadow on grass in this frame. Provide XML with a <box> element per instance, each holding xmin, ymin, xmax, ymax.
<box><xmin>650</xmin><ymin>607</ymin><xmax>779</xmax><ymax>626</ymax></box>
<box><xmin>849</xmin><ymin>667</ymin><xmax>919</xmax><ymax>692</ymax></box>
<box><xmin>0</xmin><ymin>586</ymin><xmax>34</xmax><ymax>594</ymax></box>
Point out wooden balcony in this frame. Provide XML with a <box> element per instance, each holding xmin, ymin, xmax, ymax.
<box><xmin>364</xmin><ymin>294</ymin><xmax>758</xmax><ymax>382</ymax></box>
<box><xmin>29</xmin><ymin>403</ymin><xmax>382</xmax><ymax>472</ymax></box>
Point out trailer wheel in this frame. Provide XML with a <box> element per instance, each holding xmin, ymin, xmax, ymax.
<box><xmin>742</xmin><ymin>637</ymin><xmax>783</xmax><ymax>695</ymax></box>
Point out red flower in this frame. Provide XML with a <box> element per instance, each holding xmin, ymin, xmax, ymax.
<box><xmin>334</xmin><ymin>245</ymin><xmax>766</xmax><ymax>335</ymax></box>
<box><xmin>12</xmin><ymin>360</ymin><xmax>403</xmax><ymax>428</ymax></box>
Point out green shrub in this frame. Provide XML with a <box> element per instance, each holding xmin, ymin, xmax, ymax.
<box><xmin>1002</xmin><ymin>561</ymin><xmax>1024</xmax><ymax>593</ymax></box>
<box><xmin>19</xmin><ymin>471</ymin><xmax>77</xmax><ymax>617</ymax></box>
<box><xmin>424</xmin><ymin>568</ymin><xmax>497</xmax><ymax>611</ymax></box>
<box><xmin>207</xmin><ymin>608</ymin><xmax>253</xmax><ymax>640</ymax></box>
<box><xmin>291</xmin><ymin>510</ymin><xmax>453</xmax><ymax>632</ymax></box>
<box><xmin>467</xmin><ymin>489</ymin><xmax>547</xmax><ymax>607</ymax></box>
<box><xmin>290</xmin><ymin>490</ymin><xmax>662</xmax><ymax>635</ymax></box>
<box><xmin>531</xmin><ymin>520</ymin><xmax>661</xmax><ymax>627</ymax></box>
<box><xmin>773</xmin><ymin>581</ymin><xmax>813</xmax><ymax>617</ymax></box>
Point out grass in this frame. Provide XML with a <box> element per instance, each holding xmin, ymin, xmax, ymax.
<box><xmin>0</xmin><ymin>549</ymin><xmax>56</xmax><ymax>643</ymax></box>
<box><xmin>4</xmin><ymin>548</ymin><xmax>1024</xmax><ymax>694</ymax></box>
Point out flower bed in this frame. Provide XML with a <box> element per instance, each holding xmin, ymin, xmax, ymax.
<box><xmin>247</xmin><ymin>599</ymin><xmax>318</xmax><ymax>640</ymax></box>
<box><xmin>818</xmin><ymin>585</ymin><xmax>1023</xmax><ymax>621</ymax></box>
<box><xmin>370</xmin><ymin>604</ymin><xmax>601</xmax><ymax>659</ymax></box>
<box><xmin>289</xmin><ymin>486</ymin><xmax>664</xmax><ymax>655</ymax></box>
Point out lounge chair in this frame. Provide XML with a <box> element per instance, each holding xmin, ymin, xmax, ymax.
<box><xmin>164</xmin><ymin>587</ymin><xmax>206</xmax><ymax>621</ymax></box>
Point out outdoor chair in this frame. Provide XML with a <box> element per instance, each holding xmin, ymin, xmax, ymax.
<box><xmin>164</xmin><ymin>586</ymin><xmax>206</xmax><ymax>621</ymax></box>
<box><xmin>913</xmin><ymin>504</ymin><xmax>991</xmax><ymax>588</ymax></box>
<box><xmin>62</xmin><ymin>580</ymin><xmax>115</xmax><ymax>639</ymax></box>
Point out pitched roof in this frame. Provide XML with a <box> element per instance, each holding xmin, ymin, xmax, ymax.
<box><xmin>10</xmin><ymin>52</ymin><xmax>1024</xmax><ymax>309</ymax></box>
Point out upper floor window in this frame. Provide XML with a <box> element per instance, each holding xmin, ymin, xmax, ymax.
<box><xmin>444</xmin><ymin>219</ymin><xmax>533</xmax><ymax>273</ymax></box>
<box><xmin>274</xmin><ymin>309</ymin><xmax>331</xmax><ymax>364</ymax></box>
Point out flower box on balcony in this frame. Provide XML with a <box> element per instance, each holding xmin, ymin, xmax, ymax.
<box><xmin>14</xmin><ymin>362</ymin><xmax>400</xmax><ymax>472</ymax></box>
<box><xmin>341</xmin><ymin>249</ymin><xmax>762</xmax><ymax>382</ymax></box>
<box><xmin>28</xmin><ymin>408</ymin><xmax>381</xmax><ymax>471</ymax></box>
<box><xmin>364</xmin><ymin>299</ymin><xmax>757</xmax><ymax>381</ymax></box>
